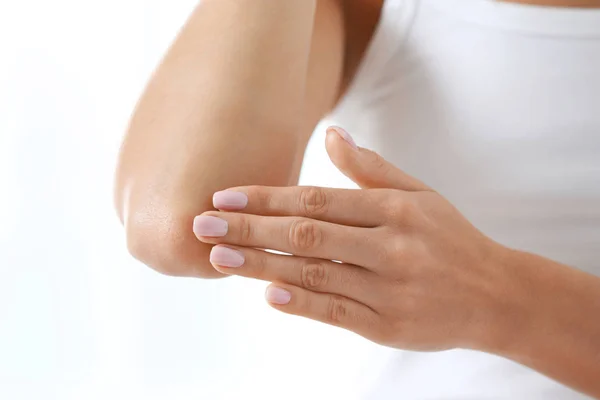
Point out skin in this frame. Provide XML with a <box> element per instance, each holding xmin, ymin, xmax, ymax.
<box><xmin>114</xmin><ymin>0</ymin><xmax>600</xmax><ymax>277</ymax></box>
<box><xmin>114</xmin><ymin>0</ymin><xmax>357</xmax><ymax>278</ymax></box>
<box><xmin>115</xmin><ymin>0</ymin><xmax>600</xmax><ymax>397</ymax></box>
<box><xmin>195</xmin><ymin>127</ymin><xmax>600</xmax><ymax>398</ymax></box>
<box><xmin>114</xmin><ymin>0</ymin><xmax>387</xmax><ymax>278</ymax></box>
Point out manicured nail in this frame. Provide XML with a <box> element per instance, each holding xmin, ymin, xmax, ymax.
<box><xmin>210</xmin><ymin>246</ymin><xmax>245</xmax><ymax>268</ymax></box>
<box><xmin>213</xmin><ymin>191</ymin><xmax>248</xmax><ymax>210</ymax></box>
<box><xmin>328</xmin><ymin>126</ymin><xmax>358</xmax><ymax>150</ymax></box>
<box><xmin>193</xmin><ymin>216</ymin><xmax>228</xmax><ymax>237</ymax></box>
<box><xmin>265</xmin><ymin>286</ymin><xmax>292</xmax><ymax>305</ymax></box>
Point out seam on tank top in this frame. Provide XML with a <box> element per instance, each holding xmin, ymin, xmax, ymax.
<box><xmin>427</xmin><ymin>1</ymin><xmax>600</xmax><ymax>39</ymax></box>
<box><xmin>430</xmin><ymin>11</ymin><xmax>600</xmax><ymax>40</ymax></box>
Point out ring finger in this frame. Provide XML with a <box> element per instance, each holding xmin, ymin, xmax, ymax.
<box><xmin>209</xmin><ymin>245</ymin><xmax>379</xmax><ymax>308</ymax></box>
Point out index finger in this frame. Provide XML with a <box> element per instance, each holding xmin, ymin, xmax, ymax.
<box><xmin>213</xmin><ymin>186</ymin><xmax>391</xmax><ymax>227</ymax></box>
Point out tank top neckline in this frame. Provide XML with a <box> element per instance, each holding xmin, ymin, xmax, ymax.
<box><xmin>428</xmin><ymin>0</ymin><xmax>600</xmax><ymax>38</ymax></box>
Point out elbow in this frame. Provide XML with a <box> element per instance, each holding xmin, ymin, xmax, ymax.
<box><xmin>118</xmin><ymin>193</ymin><xmax>225</xmax><ymax>279</ymax></box>
<box><xmin>114</xmin><ymin>153</ymin><xmax>225</xmax><ymax>279</ymax></box>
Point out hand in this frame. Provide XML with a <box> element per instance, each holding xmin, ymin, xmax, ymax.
<box><xmin>193</xmin><ymin>127</ymin><xmax>511</xmax><ymax>352</ymax></box>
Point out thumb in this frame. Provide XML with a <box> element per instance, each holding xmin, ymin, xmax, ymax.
<box><xmin>325</xmin><ymin>126</ymin><xmax>432</xmax><ymax>192</ymax></box>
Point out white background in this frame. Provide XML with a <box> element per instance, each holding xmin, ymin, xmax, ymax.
<box><xmin>0</xmin><ymin>1</ymin><xmax>389</xmax><ymax>399</ymax></box>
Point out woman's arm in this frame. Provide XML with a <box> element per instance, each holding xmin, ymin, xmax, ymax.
<box><xmin>114</xmin><ymin>0</ymin><xmax>345</xmax><ymax>278</ymax></box>
<box><xmin>491</xmin><ymin>250</ymin><xmax>600</xmax><ymax>397</ymax></box>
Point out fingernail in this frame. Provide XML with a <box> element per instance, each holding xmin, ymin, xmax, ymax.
<box><xmin>213</xmin><ymin>191</ymin><xmax>248</xmax><ymax>210</ymax></box>
<box><xmin>328</xmin><ymin>126</ymin><xmax>358</xmax><ymax>150</ymax></box>
<box><xmin>210</xmin><ymin>246</ymin><xmax>245</xmax><ymax>268</ymax></box>
<box><xmin>265</xmin><ymin>286</ymin><xmax>292</xmax><ymax>305</ymax></box>
<box><xmin>193</xmin><ymin>216</ymin><xmax>228</xmax><ymax>237</ymax></box>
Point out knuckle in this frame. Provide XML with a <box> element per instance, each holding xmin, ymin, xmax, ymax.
<box><xmin>238</xmin><ymin>215</ymin><xmax>253</xmax><ymax>242</ymax></box>
<box><xmin>288</xmin><ymin>219</ymin><xmax>322</xmax><ymax>252</ymax></box>
<box><xmin>381</xmin><ymin>194</ymin><xmax>401</xmax><ymax>216</ymax></box>
<box><xmin>300</xmin><ymin>262</ymin><xmax>329</xmax><ymax>290</ymax></box>
<box><xmin>388</xmin><ymin>197</ymin><xmax>416</xmax><ymax>223</ymax></box>
<box><xmin>373</xmin><ymin>234</ymin><xmax>410</xmax><ymax>268</ymax></box>
<box><xmin>252</xmin><ymin>252</ymin><xmax>269</xmax><ymax>280</ymax></box>
<box><xmin>326</xmin><ymin>295</ymin><xmax>349</xmax><ymax>325</ymax></box>
<box><xmin>247</xmin><ymin>185</ymin><xmax>271</xmax><ymax>210</ymax></box>
<box><xmin>299</xmin><ymin>187</ymin><xmax>328</xmax><ymax>217</ymax></box>
<box><xmin>387</xmin><ymin>238</ymin><xmax>410</xmax><ymax>263</ymax></box>
<box><xmin>391</xmin><ymin>197</ymin><xmax>408</xmax><ymax>215</ymax></box>
<box><xmin>244</xmin><ymin>185</ymin><xmax>260</xmax><ymax>202</ymax></box>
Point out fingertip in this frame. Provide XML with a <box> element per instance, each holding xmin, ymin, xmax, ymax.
<box><xmin>209</xmin><ymin>245</ymin><xmax>245</xmax><ymax>268</ymax></box>
<box><xmin>193</xmin><ymin>215</ymin><xmax>228</xmax><ymax>239</ymax></box>
<box><xmin>326</xmin><ymin>128</ymin><xmax>359</xmax><ymax>175</ymax></box>
<box><xmin>213</xmin><ymin>190</ymin><xmax>248</xmax><ymax>210</ymax></box>
<box><xmin>326</xmin><ymin>126</ymin><xmax>358</xmax><ymax>150</ymax></box>
<box><xmin>265</xmin><ymin>285</ymin><xmax>292</xmax><ymax>306</ymax></box>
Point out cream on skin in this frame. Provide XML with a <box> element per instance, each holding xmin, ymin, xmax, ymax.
<box><xmin>194</xmin><ymin>127</ymin><xmax>600</xmax><ymax>398</ymax></box>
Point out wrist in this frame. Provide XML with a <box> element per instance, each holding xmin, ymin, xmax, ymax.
<box><xmin>469</xmin><ymin>244</ymin><xmax>537</xmax><ymax>355</ymax></box>
<box><xmin>466</xmin><ymin>244</ymin><xmax>600</xmax><ymax>396</ymax></box>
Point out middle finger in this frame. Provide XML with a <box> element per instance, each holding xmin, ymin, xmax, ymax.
<box><xmin>194</xmin><ymin>212</ymin><xmax>384</xmax><ymax>270</ymax></box>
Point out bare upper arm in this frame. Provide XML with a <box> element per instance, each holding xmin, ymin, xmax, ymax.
<box><xmin>285</xmin><ymin>0</ymin><xmax>346</xmax><ymax>184</ymax></box>
<box><xmin>289</xmin><ymin>0</ymin><xmax>384</xmax><ymax>183</ymax></box>
<box><xmin>115</xmin><ymin>0</ymin><xmax>357</xmax><ymax>278</ymax></box>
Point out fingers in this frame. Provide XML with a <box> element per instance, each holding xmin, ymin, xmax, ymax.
<box><xmin>264</xmin><ymin>283</ymin><xmax>380</xmax><ymax>338</ymax></box>
<box><xmin>325</xmin><ymin>126</ymin><xmax>432</xmax><ymax>192</ymax></box>
<box><xmin>213</xmin><ymin>185</ymin><xmax>391</xmax><ymax>227</ymax></box>
<box><xmin>194</xmin><ymin>212</ymin><xmax>383</xmax><ymax>269</ymax></box>
<box><xmin>209</xmin><ymin>245</ymin><xmax>378</xmax><ymax>306</ymax></box>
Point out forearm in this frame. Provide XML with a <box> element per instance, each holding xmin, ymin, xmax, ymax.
<box><xmin>487</xmin><ymin>248</ymin><xmax>600</xmax><ymax>397</ymax></box>
<box><xmin>115</xmin><ymin>0</ymin><xmax>343</xmax><ymax>277</ymax></box>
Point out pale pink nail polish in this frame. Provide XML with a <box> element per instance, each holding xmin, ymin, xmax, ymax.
<box><xmin>328</xmin><ymin>126</ymin><xmax>358</xmax><ymax>150</ymax></box>
<box><xmin>193</xmin><ymin>216</ymin><xmax>228</xmax><ymax>237</ymax></box>
<box><xmin>213</xmin><ymin>191</ymin><xmax>248</xmax><ymax>210</ymax></box>
<box><xmin>265</xmin><ymin>287</ymin><xmax>292</xmax><ymax>305</ymax></box>
<box><xmin>210</xmin><ymin>246</ymin><xmax>245</xmax><ymax>268</ymax></box>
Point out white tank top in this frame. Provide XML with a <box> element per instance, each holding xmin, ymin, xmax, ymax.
<box><xmin>327</xmin><ymin>1</ymin><xmax>600</xmax><ymax>398</ymax></box>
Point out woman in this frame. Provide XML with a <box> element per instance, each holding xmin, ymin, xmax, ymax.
<box><xmin>115</xmin><ymin>0</ymin><xmax>600</xmax><ymax>398</ymax></box>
